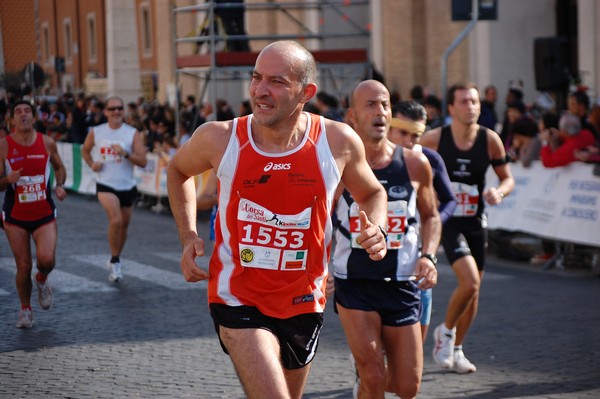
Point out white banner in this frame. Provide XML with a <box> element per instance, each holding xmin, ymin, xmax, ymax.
<box><xmin>57</xmin><ymin>143</ymin><xmax>212</xmax><ymax>201</ymax></box>
<box><xmin>486</xmin><ymin>162</ymin><xmax>600</xmax><ymax>247</ymax></box>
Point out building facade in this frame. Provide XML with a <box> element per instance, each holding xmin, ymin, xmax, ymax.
<box><xmin>0</xmin><ymin>0</ymin><xmax>598</xmax><ymax>114</ymax></box>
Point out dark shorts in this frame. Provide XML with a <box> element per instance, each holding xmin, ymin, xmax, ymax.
<box><xmin>334</xmin><ymin>278</ymin><xmax>421</xmax><ymax>327</ymax></box>
<box><xmin>441</xmin><ymin>217</ymin><xmax>488</xmax><ymax>270</ymax></box>
<box><xmin>209</xmin><ymin>304</ymin><xmax>323</xmax><ymax>370</ymax></box>
<box><xmin>2</xmin><ymin>210</ymin><xmax>56</xmax><ymax>233</ymax></box>
<box><xmin>96</xmin><ymin>183</ymin><xmax>138</xmax><ymax>208</ymax></box>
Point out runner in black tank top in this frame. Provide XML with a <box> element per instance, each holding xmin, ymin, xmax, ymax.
<box><xmin>421</xmin><ymin>83</ymin><xmax>514</xmax><ymax>375</ymax></box>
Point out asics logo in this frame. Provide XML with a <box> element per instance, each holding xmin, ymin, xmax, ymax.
<box><xmin>264</xmin><ymin>162</ymin><xmax>291</xmax><ymax>172</ymax></box>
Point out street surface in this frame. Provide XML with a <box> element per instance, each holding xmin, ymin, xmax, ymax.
<box><xmin>1</xmin><ymin>192</ymin><xmax>599</xmax><ymax>398</ymax></box>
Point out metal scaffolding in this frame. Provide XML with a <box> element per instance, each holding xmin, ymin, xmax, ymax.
<box><xmin>172</xmin><ymin>0</ymin><xmax>372</xmax><ymax>119</ymax></box>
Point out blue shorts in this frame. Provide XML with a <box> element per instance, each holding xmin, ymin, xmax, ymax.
<box><xmin>420</xmin><ymin>288</ymin><xmax>432</xmax><ymax>325</ymax></box>
<box><xmin>334</xmin><ymin>278</ymin><xmax>421</xmax><ymax>327</ymax></box>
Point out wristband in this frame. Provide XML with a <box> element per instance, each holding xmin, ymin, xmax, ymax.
<box><xmin>378</xmin><ymin>225</ymin><xmax>388</xmax><ymax>239</ymax></box>
<box><xmin>497</xmin><ymin>188</ymin><xmax>504</xmax><ymax>199</ymax></box>
<box><xmin>420</xmin><ymin>253</ymin><xmax>438</xmax><ymax>266</ymax></box>
<box><xmin>124</xmin><ymin>152</ymin><xmax>130</xmax><ymax>159</ymax></box>
<box><xmin>56</xmin><ymin>183</ymin><xmax>65</xmax><ymax>189</ymax></box>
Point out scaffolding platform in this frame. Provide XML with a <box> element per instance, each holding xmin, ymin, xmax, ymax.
<box><xmin>176</xmin><ymin>48</ymin><xmax>368</xmax><ymax>69</ymax></box>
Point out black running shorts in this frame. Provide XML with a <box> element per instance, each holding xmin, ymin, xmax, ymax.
<box><xmin>209</xmin><ymin>303</ymin><xmax>323</xmax><ymax>370</ymax></box>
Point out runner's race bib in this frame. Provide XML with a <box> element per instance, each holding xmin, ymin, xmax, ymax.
<box><xmin>452</xmin><ymin>182</ymin><xmax>479</xmax><ymax>217</ymax></box>
<box><xmin>349</xmin><ymin>201</ymin><xmax>407</xmax><ymax>250</ymax></box>
<box><xmin>237</xmin><ymin>198</ymin><xmax>311</xmax><ymax>271</ymax></box>
<box><xmin>100</xmin><ymin>140</ymin><xmax>126</xmax><ymax>163</ymax></box>
<box><xmin>17</xmin><ymin>175</ymin><xmax>46</xmax><ymax>203</ymax></box>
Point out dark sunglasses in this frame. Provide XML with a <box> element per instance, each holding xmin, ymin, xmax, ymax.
<box><xmin>107</xmin><ymin>106</ymin><xmax>124</xmax><ymax>111</ymax></box>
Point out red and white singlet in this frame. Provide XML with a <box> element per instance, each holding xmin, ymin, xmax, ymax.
<box><xmin>210</xmin><ymin>113</ymin><xmax>340</xmax><ymax>319</ymax></box>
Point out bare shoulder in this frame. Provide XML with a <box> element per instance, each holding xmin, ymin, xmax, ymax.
<box><xmin>484</xmin><ymin>127</ymin><xmax>506</xmax><ymax>158</ymax></box>
<box><xmin>174</xmin><ymin>120</ymin><xmax>234</xmax><ymax>172</ymax></box>
<box><xmin>323</xmin><ymin>119</ymin><xmax>361</xmax><ymax>156</ymax></box>
<box><xmin>421</xmin><ymin>126</ymin><xmax>442</xmax><ymax>149</ymax></box>
<box><xmin>42</xmin><ymin>134</ymin><xmax>58</xmax><ymax>151</ymax></box>
<box><xmin>484</xmin><ymin>127</ymin><xmax>503</xmax><ymax>146</ymax></box>
<box><xmin>404</xmin><ymin>148</ymin><xmax>431</xmax><ymax>180</ymax></box>
<box><xmin>187</xmin><ymin>120</ymin><xmax>233</xmax><ymax>151</ymax></box>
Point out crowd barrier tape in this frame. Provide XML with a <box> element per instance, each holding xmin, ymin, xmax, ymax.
<box><xmin>57</xmin><ymin>142</ymin><xmax>209</xmax><ymax>199</ymax></box>
<box><xmin>486</xmin><ymin>161</ymin><xmax>600</xmax><ymax>247</ymax></box>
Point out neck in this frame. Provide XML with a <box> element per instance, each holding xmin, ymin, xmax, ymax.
<box><xmin>252</xmin><ymin>113</ymin><xmax>306</xmax><ymax>153</ymax></box>
<box><xmin>451</xmin><ymin>120</ymin><xmax>478</xmax><ymax>138</ymax></box>
<box><xmin>108</xmin><ymin>121</ymin><xmax>122</xmax><ymax>130</ymax></box>
<box><xmin>12</xmin><ymin>128</ymin><xmax>36</xmax><ymax>144</ymax></box>
<box><xmin>366</xmin><ymin>140</ymin><xmax>394</xmax><ymax>169</ymax></box>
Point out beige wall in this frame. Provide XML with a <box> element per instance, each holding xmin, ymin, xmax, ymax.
<box><xmin>380</xmin><ymin>0</ymin><xmax>469</xmax><ymax>99</ymax></box>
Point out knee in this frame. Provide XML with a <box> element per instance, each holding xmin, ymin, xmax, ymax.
<box><xmin>462</xmin><ymin>280</ymin><xmax>480</xmax><ymax>297</ymax></box>
<box><xmin>36</xmin><ymin>255</ymin><xmax>55</xmax><ymax>273</ymax></box>
<box><xmin>109</xmin><ymin>217</ymin><xmax>124</xmax><ymax>230</ymax></box>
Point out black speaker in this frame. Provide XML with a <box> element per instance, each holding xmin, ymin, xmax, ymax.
<box><xmin>534</xmin><ymin>37</ymin><xmax>570</xmax><ymax>91</ymax></box>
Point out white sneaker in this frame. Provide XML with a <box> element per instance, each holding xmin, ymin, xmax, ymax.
<box><xmin>36</xmin><ymin>279</ymin><xmax>53</xmax><ymax>310</ymax></box>
<box><xmin>107</xmin><ymin>261</ymin><xmax>123</xmax><ymax>282</ymax></box>
<box><xmin>16</xmin><ymin>309</ymin><xmax>34</xmax><ymax>329</ymax></box>
<box><xmin>433</xmin><ymin>323</ymin><xmax>455</xmax><ymax>369</ymax></box>
<box><xmin>453</xmin><ymin>349</ymin><xmax>477</xmax><ymax>374</ymax></box>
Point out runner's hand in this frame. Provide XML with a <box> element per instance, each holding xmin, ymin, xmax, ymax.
<box><xmin>180</xmin><ymin>235</ymin><xmax>209</xmax><ymax>282</ymax></box>
<box><xmin>355</xmin><ymin>211</ymin><xmax>387</xmax><ymax>261</ymax></box>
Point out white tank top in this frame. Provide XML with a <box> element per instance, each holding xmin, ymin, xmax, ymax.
<box><xmin>93</xmin><ymin>122</ymin><xmax>137</xmax><ymax>190</ymax></box>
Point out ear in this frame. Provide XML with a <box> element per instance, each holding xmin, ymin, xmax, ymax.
<box><xmin>300</xmin><ymin>83</ymin><xmax>317</xmax><ymax>104</ymax></box>
<box><xmin>346</xmin><ymin>107</ymin><xmax>356</xmax><ymax>126</ymax></box>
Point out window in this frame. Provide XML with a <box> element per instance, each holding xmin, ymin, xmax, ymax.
<box><xmin>87</xmin><ymin>13</ymin><xmax>97</xmax><ymax>62</ymax></box>
<box><xmin>42</xmin><ymin>23</ymin><xmax>51</xmax><ymax>63</ymax></box>
<box><xmin>140</xmin><ymin>2</ymin><xmax>153</xmax><ymax>57</ymax></box>
<box><xmin>63</xmin><ymin>19</ymin><xmax>73</xmax><ymax>61</ymax></box>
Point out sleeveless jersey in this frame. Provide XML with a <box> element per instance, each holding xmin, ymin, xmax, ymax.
<box><xmin>3</xmin><ymin>133</ymin><xmax>55</xmax><ymax>221</ymax></box>
<box><xmin>210</xmin><ymin>113</ymin><xmax>341</xmax><ymax>318</ymax></box>
<box><xmin>332</xmin><ymin>147</ymin><xmax>419</xmax><ymax>281</ymax></box>
<box><xmin>93</xmin><ymin>122</ymin><xmax>137</xmax><ymax>190</ymax></box>
<box><xmin>438</xmin><ymin>125</ymin><xmax>490</xmax><ymax>219</ymax></box>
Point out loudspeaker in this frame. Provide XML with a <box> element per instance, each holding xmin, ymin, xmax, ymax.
<box><xmin>534</xmin><ymin>37</ymin><xmax>570</xmax><ymax>91</ymax></box>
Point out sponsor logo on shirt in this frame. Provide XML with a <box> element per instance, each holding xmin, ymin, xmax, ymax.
<box><xmin>264</xmin><ymin>162</ymin><xmax>291</xmax><ymax>172</ymax></box>
<box><xmin>292</xmin><ymin>293</ymin><xmax>314</xmax><ymax>305</ymax></box>
<box><xmin>243</xmin><ymin>175</ymin><xmax>271</xmax><ymax>186</ymax></box>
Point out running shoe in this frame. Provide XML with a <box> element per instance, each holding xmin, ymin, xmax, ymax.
<box><xmin>107</xmin><ymin>261</ymin><xmax>123</xmax><ymax>282</ymax></box>
<box><xmin>433</xmin><ymin>323</ymin><xmax>455</xmax><ymax>369</ymax></box>
<box><xmin>36</xmin><ymin>278</ymin><xmax>53</xmax><ymax>310</ymax></box>
<box><xmin>453</xmin><ymin>348</ymin><xmax>477</xmax><ymax>373</ymax></box>
<box><xmin>16</xmin><ymin>309</ymin><xmax>34</xmax><ymax>329</ymax></box>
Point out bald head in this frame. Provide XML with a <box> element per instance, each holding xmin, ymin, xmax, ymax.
<box><xmin>259</xmin><ymin>41</ymin><xmax>317</xmax><ymax>86</ymax></box>
<box><xmin>348</xmin><ymin>80</ymin><xmax>392</xmax><ymax>141</ymax></box>
<box><xmin>350</xmin><ymin>80</ymin><xmax>390</xmax><ymax>108</ymax></box>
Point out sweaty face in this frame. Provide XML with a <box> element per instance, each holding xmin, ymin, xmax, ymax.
<box><xmin>12</xmin><ymin>104</ymin><xmax>35</xmax><ymax>132</ymax></box>
<box><xmin>350</xmin><ymin>83</ymin><xmax>391</xmax><ymax>142</ymax></box>
<box><xmin>449</xmin><ymin>88</ymin><xmax>481</xmax><ymax>126</ymax></box>
<box><xmin>249</xmin><ymin>47</ymin><xmax>305</xmax><ymax>127</ymax></box>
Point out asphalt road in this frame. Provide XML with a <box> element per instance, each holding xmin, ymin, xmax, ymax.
<box><xmin>0</xmin><ymin>192</ymin><xmax>599</xmax><ymax>398</ymax></box>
